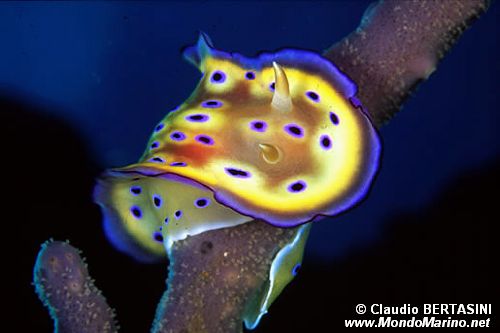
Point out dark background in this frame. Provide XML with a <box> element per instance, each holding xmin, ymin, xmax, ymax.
<box><xmin>1</xmin><ymin>1</ymin><xmax>498</xmax><ymax>332</ymax></box>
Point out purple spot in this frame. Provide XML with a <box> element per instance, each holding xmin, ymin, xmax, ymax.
<box><xmin>164</xmin><ymin>217</ymin><xmax>169</xmax><ymax>224</ymax></box>
<box><xmin>170</xmin><ymin>131</ymin><xmax>186</xmax><ymax>141</ymax></box>
<box><xmin>225</xmin><ymin>168</ymin><xmax>251</xmax><ymax>178</ymax></box>
<box><xmin>320</xmin><ymin>135</ymin><xmax>332</xmax><ymax>150</ymax></box>
<box><xmin>269</xmin><ymin>82</ymin><xmax>275</xmax><ymax>91</ymax></box>
<box><xmin>288</xmin><ymin>181</ymin><xmax>307</xmax><ymax>193</ymax></box>
<box><xmin>250</xmin><ymin>120</ymin><xmax>268</xmax><ymax>132</ymax></box>
<box><xmin>330</xmin><ymin>112</ymin><xmax>340</xmax><ymax>125</ymax></box>
<box><xmin>284</xmin><ymin>124</ymin><xmax>304</xmax><ymax>138</ymax></box>
<box><xmin>201</xmin><ymin>100</ymin><xmax>223</xmax><ymax>108</ymax></box>
<box><xmin>130</xmin><ymin>186</ymin><xmax>142</xmax><ymax>195</ymax></box>
<box><xmin>130</xmin><ymin>206</ymin><xmax>142</xmax><ymax>219</ymax></box>
<box><xmin>186</xmin><ymin>114</ymin><xmax>209</xmax><ymax>122</ymax></box>
<box><xmin>195</xmin><ymin>134</ymin><xmax>214</xmax><ymax>145</ymax></box>
<box><xmin>150</xmin><ymin>156</ymin><xmax>165</xmax><ymax>163</ymax></box>
<box><xmin>210</xmin><ymin>70</ymin><xmax>226</xmax><ymax>83</ymax></box>
<box><xmin>174</xmin><ymin>210</ymin><xmax>182</xmax><ymax>219</ymax></box>
<box><xmin>153</xmin><ymin>232</ymin><xmax>163</xmax><ymax>243</ymax></box>
<box><xmin>245</xmin><ymin>71</ymin><xmax>255</xmax><ymax>80</ymax></box>
<box><xmin>155</xmin><ymin>123</ymin><xmax>165</xmax><ymax>132</ymax></box>
<box><xmin>306</xmin><ymin>91</ymin><xmax>320</xmax><ymax>102</ymax></box>
<box><xmin>170</xmin><ymin>162</ymin><xmax>187</xmax><ymax>167</ymax></box>
<box><xmin>153</xmin><ymin>194</ymin><xmax>162</xmax><ymax>208</ymax></box>
<box><xmin>150</xmin><ymin>141</ymin><xmax>160</xmax><ymax>149</ymax></box>
<box><xmin>292</xmin><ymin>263</ymin><xmax>301</xmax><ymax>276</ymax></box>
<box><xmin>194</xmin><ymin>198</ymin><xmax>210</xmax><ymax>208</ymax></box>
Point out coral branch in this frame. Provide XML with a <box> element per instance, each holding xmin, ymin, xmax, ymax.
<box><xmin>151</xmin><ymin>220</ymin><xmax>298</xmax><ymax>333</ymax></box>
<box><xmin>33</xmin><ymin>241</ymin><xmax>118</xmax><ymax>333</ymax></box>
<box><xmin>323</xmin><ymin>0</ymin><xmax>490</xmax><ymax>126</ymax></box>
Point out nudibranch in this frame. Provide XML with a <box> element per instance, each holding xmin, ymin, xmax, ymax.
<box><xmin>94</xmin><ymin>33</ymin><xmax>380</xmax><ymax>328</ymax></box>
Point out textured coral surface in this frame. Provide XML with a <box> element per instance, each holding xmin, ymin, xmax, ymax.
<box><xmin>152</xmin><ymin>221</ymin><xmax>298</xmax><ymax>333</ymax></box>
<box><xmin>34</xmin><ymin>241</ymin><xmax>118</xmax><ymax>333</ymax></box>
<box><xmin>325</xmin><ymin>0</ymin><xmax>490</xmax><ymax>125</ymax></box>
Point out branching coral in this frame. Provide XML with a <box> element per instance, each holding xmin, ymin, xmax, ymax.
<box><xmin>324</xmin><ymin>0</ymin><xmax>490</xmax><ymax>126</ymax></box>
<box><xmin>33</xmin><ymin>241</ymin><xmax>118</xmax><ymax>333</ymax></box>
<box><xmin>151</xmin><ymin>221</ymin><xmax>301</xmax><ymax>333</ymax></box>
<box><xmin>33</xmin><ymin>1</ymin><xmax>490</xmax><ymax>332</ymax></box>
